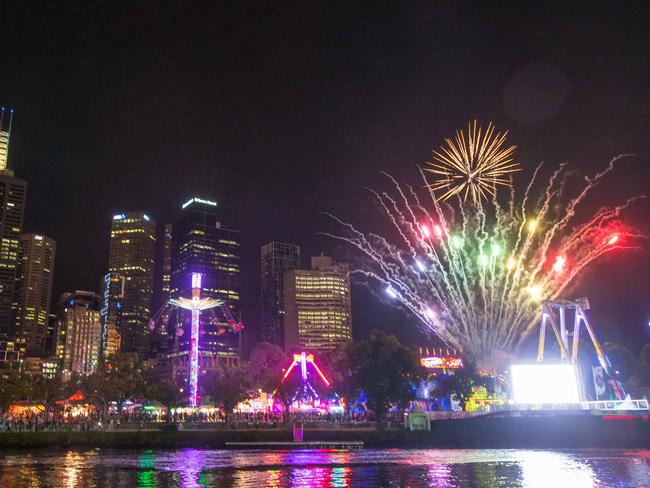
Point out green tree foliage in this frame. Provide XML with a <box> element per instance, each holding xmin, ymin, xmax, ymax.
<box><xmin>73</xmin><ymin>352</ymin><xmax>146</xmax><ymax>406</ymax></box>
<box><xmin>203</xmin><ymin>366</ymin><xmax>252</xmax><ymax>417</ymax></box>
<box><xmin>342</xmin><ymin>330</ymin><xmax>424</xmax><ymax>424</ymax></box>
<box><xmin>432</xmin><ymin>362</ymin><xmax>487</xmax><ymax>411</ymax></box>
<box><xmin>144</xmin><ymin>380</ymin><xmax>181</xmax><ymax>406</ymax></box>
<box><xmin>0</xmin><ymin>370</ymin><xmax>34</xmax><ymax>409</ymax></box>
<box><xmin>0</xmin><ymin>369</ymin><xmax>64</xmax><ymax>409</ymax></box>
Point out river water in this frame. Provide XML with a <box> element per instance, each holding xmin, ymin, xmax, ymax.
<box><xmin>0</xmin><ymin>448</ymin><xmax>648</xmax><ymax>487</ymax></box>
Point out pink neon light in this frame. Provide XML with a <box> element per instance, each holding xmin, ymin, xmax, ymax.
<box><xmin>281</xmin><ymin>360</ymin><xmax>297</xmax><ymax>383</ymax></box>
<box><xmin>189</xmin><ymin>272</ymin><xmax>202</xmax><ymax>407</ymax></box>
<box><xmin>309</xmin><ymin>359</ymin><xmax>331</xmax><ymax>387</ymax></box>
<box><xmin>189</xmin><ymin>308</ymin><xmax>200</xmax><ymax>407</ymax></box>
<box><xmin>280</xmin><ymin>352</ymin><xmax>331</xmax><ymax>387</ymax></box>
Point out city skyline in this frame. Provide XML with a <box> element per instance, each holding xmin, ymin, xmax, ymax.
<box><xmin>0</xmin><ymin>4</ymin><xmax>648</xmax><ymax>352</ymax></box>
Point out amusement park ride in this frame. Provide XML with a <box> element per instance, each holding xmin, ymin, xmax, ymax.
<box><xmin>280</xmin><ymin>352</ymin><xmax>333</xmax><ymax>408</ymax></box>
<box><xmin>149</xmin><ymin>272</ymin><xmax>244</xmax><ymax>407</ymax></box>
<box><xmin>526</xmin><ymin>297</ymin><xmax>627</xmax><ymax>402</ymax></box>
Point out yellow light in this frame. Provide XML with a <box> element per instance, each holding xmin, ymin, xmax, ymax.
<box><xmin>528</xmin><ymin>284</ymin><xmax>543</xmax><ymax>301</ymax></box>
<box><xmin>506</xmin><ymin>257</ymin><xmax>516</xmax><ymax>270</ymax></box>
<box><xmin>527</xmin><ymin>219</ymin><xmax>538</xmax><ymax>233</ymax></box>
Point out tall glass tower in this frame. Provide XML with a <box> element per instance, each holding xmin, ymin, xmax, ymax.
<box><xmin>0</xmin><ymin>108</ymin><xmax>26</xmax><ymax>344</ymax></box>
<box><xmin>0</xmin><ymin>107</ymin><xmax>14</xmax><ymax>172</ymax></box>
<box><xmin>108</xmin><ymin>212</ymin><xmax>156</xmax><ymax>357</ymax></box>
<box><xmin>167</xmin><ymin>197</ymin><xmax>240</xmax><ymax>381</ymax></box>
<box><xmin>261</xmin><ymin>241</ymin><xmax>300</xmax><ymax>349</ymax></box>
<box><xmin>14</xmin><ymin>234</ymin><xmax>56</xmax><ymax>355</ymax></box>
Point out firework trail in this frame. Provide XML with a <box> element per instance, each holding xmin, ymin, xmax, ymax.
<box><xmin>425</xmin><ymin>120</ymin><xmax>520</xmax><ymax>204</ymax></box>
<box><xmin>324</xmin><ymin>126</ymin><xmax>644</xmax><ymax>370</ymax></box>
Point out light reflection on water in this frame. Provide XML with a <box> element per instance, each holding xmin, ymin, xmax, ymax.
<box><xmin>0</xmin><ymin>448</ymin><xmax>648</xmax><ymax>487</ymax></box>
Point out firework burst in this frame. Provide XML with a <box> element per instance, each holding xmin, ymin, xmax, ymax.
<box><xmin>325</xmin><ymin>151</ymin><xmax>645</xmax><ymax>370</ymax></box>
<box><xmin>425</xmin><ymin>120</ymin><xmax>519</xmax><ymax>204</ymax></box>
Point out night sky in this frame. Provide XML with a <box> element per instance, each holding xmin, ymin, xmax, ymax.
<box><xmin>1</xmin><ymin>3</ymin><xmax>648</xmax><ymax>353</ymax></box>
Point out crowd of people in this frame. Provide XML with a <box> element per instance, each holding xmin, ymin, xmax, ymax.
<box><xmin>0</xmin><ymin>406</ymin><xmax>394</xmax><ymax>432</ymax></box>
<box><xmin>0</xmin><ymin>410</ymin><xmax>103</xmax><ymax>432</ymax></box>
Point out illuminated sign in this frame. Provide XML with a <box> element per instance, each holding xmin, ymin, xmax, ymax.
<box><xmin>113</xmin><ymin>214</ymin><xmax>125</xmax><ymax>220</ymax></box>
<box><xmin>420</xmin><ymin>356</ymin><xmax>463</xmax><ymax>369</ymax></box>
<box><xmin>182</xmin><ymin>197</ymin><xmax>218</xmax><ymax>209</ymax></box>
<box><xmin>34</xmin><ymin>235</ymin><xmax>43</xmax><ymax>240</ymax></box>
<box><xmin>143</xmin><ymin>214</ymin><xmax>150</xmax><ymax>221</ymax></box>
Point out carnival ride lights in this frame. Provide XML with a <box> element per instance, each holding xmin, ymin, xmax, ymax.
<box><xmin>512</xmin><ymin>297</ymin><xmax>626</xmax><ymax>403</ymax></box>
<box><xmin>280</xmin><ymin>352</ymin><xmax>333</xmax><ymax>409</ymax></box>
<box><xmin>281</xmin><ymin>352</ymin><xmax>331</xmax><ymax>387</ymax></box>
<box><xmin>149</xmin><ymin>272</ymin><xmax>244</xmax><ymax>407</ymax></box>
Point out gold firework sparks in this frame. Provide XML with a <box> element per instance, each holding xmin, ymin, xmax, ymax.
<box><xmin>425</xmin><ymin>120</ymin><xmax>520</xmax><ymax>204</ymax></box>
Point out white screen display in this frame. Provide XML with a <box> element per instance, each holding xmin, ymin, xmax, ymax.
<box><xmin>511</xmin><ymin>364</ymin><xmax>580</xmax><ymax>403</ymax></box>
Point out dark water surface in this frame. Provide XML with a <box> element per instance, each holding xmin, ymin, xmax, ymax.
<box><xmin>0</xmin><ymin>448</ymin><xmax>648</xmax><ymax>487</ymax></box>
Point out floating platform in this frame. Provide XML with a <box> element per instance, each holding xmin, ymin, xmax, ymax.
<box><xmin>225</xmin><ymin>440</ymin><xmax>364</xmax><ymax>450</ymax></box>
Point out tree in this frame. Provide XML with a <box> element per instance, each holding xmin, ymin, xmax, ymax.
<box><xmin>603</xmin><ymin>342</ymin><xmax>640</xmax><ymax>384</ymax></box>
<box><xmin>0</xmin><ymin>370</ymin><xmax>34</xmax><ymax>409</ymax></box>
<box><xmin>321</xmin><ymin>346</ymin><xmax>356</xmax><ymax>407</ymax></box>
<box><xmin>274</xmin><ymin>370</ymin><xmax>301</xmax><ymax>417</ymax></box>
<box><xmin>432</xmin><ymin>363</ymin><xmax>486</xmax><ymax>411</ymax></box>
<box><xmin>248</xmin><ymin>342</ymin><xmax>288</xmax><ymax>391</ymax></box>
<box><xmin>145</xmin><ymin>380</ymin><xmax>181</xmax><ymax>406</ymax></box>
<box><xmin>638</xmin><ymin>343</ymin><xmax>650</xmax><ymax>387</ymax></box>
<box><xmin>343</xmin><ymin>330</ymin><xmax>424</xmax><ymax>425</ymax></box>
<box><xmin>203</xmin><ymin>366</ymin><xmax>252</xmax><ymax>419</ymax></box>
<box><xmin>104</xmin><ymin>352</ymin><xmax>145</xmax><ymax>401</ymax></box>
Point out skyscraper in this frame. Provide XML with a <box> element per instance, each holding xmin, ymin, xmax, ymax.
<box><xmin>160</xmin><ymin>223</ymin><xmax>173</xmax><ymax>303</ymax></box>
<box><xmin>54</xmin><ymin>291</ymin><xmax>101</xmax><ymax>377</ymax></box>
<box><xmin>14</xmin><ymin>234</ymin><xmax>56</xmax><ymax>355</ymax></box>
<box><xmin>166</xmin><ymin>197</ymin><xmax>241</xmax><ymax>382</ymax></box>
<box><xmin>0</xmin><ymin>108</ymin><xmax>26</xmax><ymax>343</ymax></box>
<box><xmin>283</xmin><ymin>254</ymin><xmax>352</xmax><ymax>352</ymax></box>
<box><xmin>261</xmin><ymin>241</ymin><xmax>300</xmax><ymax>349</ymax></box>
<box><xmin>108</xmin><ymin>212</ymin><xmax>156</xmax><ymax>356</ymax></box>
<box><xmin>99</xmin><ymin>272</ymin><xmax>124</xmax><ymax>359</ymax></box>
<box><xmin>0</xmin><ymin>107</ymin><xmax>13</xmax><ymax>172</ymax></box>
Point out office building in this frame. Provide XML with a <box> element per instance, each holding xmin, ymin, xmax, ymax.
<box><xmin>54</xmin><ymin>291</ymin><xmax>101</xmax><ymax>377</ymax></box>
<box><xmin>284</xmin><ymin>254</ymin><xmax>352</xmax><ymax>352</ymax></box>
<box><xmin>160</xmin><ymin>223</ymin><xmax>173</xmax><ymax>303</ymax></box>
<box><xmin>261</xmin><ymin>241</ymin><xmax>300</xmax><ymax>349</ymax></box>
<box><xmin>166</xmin><ymin>197</ymin><xmax>241</xmax><ymax>384</ymax></box>
<box><xmin>0</xmin><ymin>107</ymin><xmax>13</xmax><ymax>172</ymax></box>
<box><xmin>99</xmin><ymin>272</ymin><xmax>124</xmax><ymax>359</ymax></box>
<box><xmin>108</xmin><ymin>212</ymin><xmax>156</xmax><ymax>356</ymax></box>
<box><xmin>0</xmin><ymin>108</ymin><xmax>26</xmax><ymax>343</ymax></box>
<box><xmin>14</xmin><ymin>234</ymin><xmax>56</xmax><ymax>355</ymax></box>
